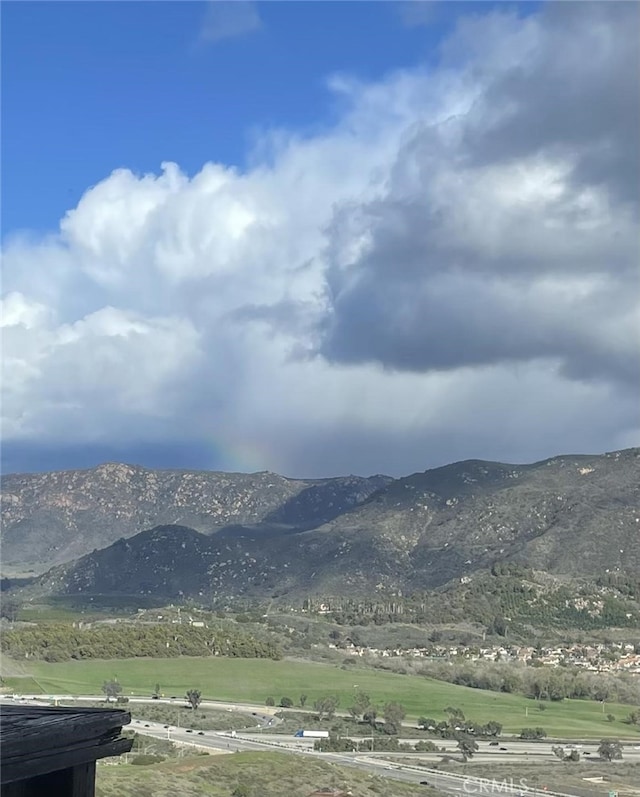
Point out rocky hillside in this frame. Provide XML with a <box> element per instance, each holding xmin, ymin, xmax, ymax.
<box><xmin>0</xmin><ymin>463</ymin><xmax>391</xmax><ymax>571</ymax></box>
<box><xmin>12</xmin><ymin>448</ymin><xmax>640</xmax><ymax>601</ymax></box>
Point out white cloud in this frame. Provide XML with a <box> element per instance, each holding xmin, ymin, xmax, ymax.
<box><xmin>1</xmin><ymin>2</ymin><xmax>638</xmax><ymax>476</ymax></box>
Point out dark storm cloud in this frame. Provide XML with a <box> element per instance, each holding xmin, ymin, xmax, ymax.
<box><xmin>458</xmin><ymin>2</ymin><xmax>640</xmax><ymax>205</ymax></box>
<box><xmin>319</xmin><ymin>2</ymin><xmax>640</xmax><ymax>386</ymax></box>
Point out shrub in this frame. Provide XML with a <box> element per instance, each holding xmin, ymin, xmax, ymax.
<box><xmin>130</xmin><ymin>754</ymin><xmax>165</xmax><ymax>766</ymax></box>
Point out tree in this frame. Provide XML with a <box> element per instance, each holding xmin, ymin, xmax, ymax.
<box><xmin>265</xmin><ymin>696</ymin><xmax>275</xmax><ymax>707</ymax></box>
<box><xmin>349</xmin><ymin>691</ymin><xmax>371</xmax><ymax>720</ymax></box>
<box><xmin>519</xmin><ymin>727</ymin><xmax>547</xmax><ymax>740</ymax></box>
<box><xmin>552</xmin><ymin>745</ymin><xmax>565</xmax><ymax>760</ymax></box>
<box><xmin>313</xmin><ymin>698</ymin><xmax>325</xmax><ymax>720</ymax></box>
<box><xmin>102</xmin><ymin>680</ymin><xmax>122</xmax><ymax>701</ymax></box>
<box><xmin>153</xmin><ymin>682</ymin><xmax>161</xmax><ymax>698</ymax></box>
<box><xmin>299</xmin><ymin>694</ymin><xmax>308</xmax><ymax>708</ymax></box>
<box><xmin>444</xmin><ymin>706</ymin><xmax>465</xmax><ymax>721</ymax></box>
<box><xmin>488</xmin><ymin>615</ymin><xmax>508</xmax><ymax>637</ymax></box>
<box><xmin>383</xmin><ymin>701</ymin><xmax>406</xmax><ymax>735</ymax></box>
<box><xmin>484</xmin><ymin>720</ymin><xmax>502</xmax><ymax>737</ymax></box>
<box><xmin>186</xmin><ymin>689</ymin><xmax>201</xmax><ymax>711</ymax></box>
<box><xmin>606</xmin><ymin>713</ymin><xmax>616</xmax><ymax>723</ymax></box>
<box><xmin>322</xmin><ymin>695</ymin><xmax>340</xmax><ymax>719</ymax></box>
<box><xmin>280</xmin><ymin>696</ymin><xmax>293</xmax><ymax>708</ymax></box>
<box><xmin>418</xmin><ymin>717</ymin><xmax>438</xmax><ymax>731</ymax></box>
<box><xmin>313</xmin><ymin>695</ymin><xmax>338</xmax><ymax>721</ymax></box>
<box><xmin>598</xmin><ymin>739</ymin><xmax>623</xmax><ymax>762</ymax></box>
<box><xmin>362</xmin><ymin>706</ymin><xmax>378</xmax><ymax>728</ymax></box>
<box><xmin>456</xmin><ymin>733</ymin><xmax>479</xmax><ymax>761</ymax></box>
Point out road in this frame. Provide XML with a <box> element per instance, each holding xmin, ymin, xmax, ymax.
<box><xmin>234</xmin><ymin>733</ymin><xmax>640</xmax><ymax>761</ymax></box>
<box><xmin>126</xmin><ymin>717</ymin><xmax>575</xmax><ymax>796</ymax></box>
<box><xmin>5</xmin><ymin>695</ymin><xmax>638</xmax><ymax>796</ymax></box>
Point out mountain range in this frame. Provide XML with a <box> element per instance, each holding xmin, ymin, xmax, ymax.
<box><xmin>1</xmin><ymin>449</ymin><xmax>638</xmax><ymax>602</ymax></box>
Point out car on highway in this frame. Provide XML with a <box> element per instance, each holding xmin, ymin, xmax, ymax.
<box><xmin>186</xmin><ymin>729</ymin><xmax>193</xmax><ymax>733</ymax></box>
<box><xmin>198</xmin><ymin>731</ymin><xmax>205</xmax><ymax>736</ymax></box>
<box><xmin>499</xmin><ymin>746</ymin><xmax>508</xmax><ymax>750</ymax></box>
<box><xmin>419</xmin><ymin>781</ymin><xmax>430</xmax><ymax>786</ymax></box>
<box><xmin>144</xmin><ymin>724</ymin><xmax>150</xmax><ymax>728</ymax></box>
<box><xmin>489</xmin><ymin>741</ymin><xmax>499</xmax><ymax>746</ymax></box>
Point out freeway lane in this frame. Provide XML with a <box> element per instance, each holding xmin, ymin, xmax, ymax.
<box><xmin>126</xmin><ymin>719</ymin><xmax>576</xmax><ymax>796</ymax></box>
<box><xmin>218</xmin><ymin>732</ymin><xmax>640</xmax><ymax>761</ymax></box>
<box><xmin>4</xmin><ymin>696</ymin><xmax>637</xmax><ymax>796</ymax></box>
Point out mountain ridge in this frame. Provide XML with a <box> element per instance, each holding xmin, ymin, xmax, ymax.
<box><xmin>3</xmin><ymin>448</ymin><xmax>638</xmax><ymax>602</ymax></box>
<box><xmin>0</xmin><ymin>462</ymin><xmax>391</xmax><ymax>571</ymax></box>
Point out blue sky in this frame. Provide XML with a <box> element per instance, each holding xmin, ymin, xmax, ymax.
<box><xmin>2</xmin><ymin>1</ymin><xmax>637</xmax><ymax>478</ymax></box>
<box><xmin>3</xmin><ymin>0</ymin><xmax>526</xmax><ymax>238</ymax></box>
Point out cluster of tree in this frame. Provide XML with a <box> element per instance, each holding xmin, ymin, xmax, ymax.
<box><xmin>418</xmin><ymin>659</ymin><xmax>640</xmax><ymax>705</ymax></box>
<box><xmin>265</xmin><ymin>694</ymin><xmax>308</xmax><ymax>709</ymax></box>
<box><xmin>314</xmin><ymin>732</ymin><xmax>439</xmax><ymax>754</ymax></box>
<box><xmin>314</xmin><ymin>729</ymin><xmax>477</xmax><ymax>760</ymax></box>
<box><xmin>417</xmin><ymin>707</ymin><xmax>503</xmax><ymax>739</ymax></box>
<box><xmin>519</xmin><ymin>728</ymin><xmax>547</xmax><ymax>739</ymax></box>
<box><xmin>299</xmin><ymin>566</ymin><xmax>639</xmax><ymax>631</ymax></box>
<box><xmin>595</xmin><ymin>574</ymin><xmax>640</xmax><ymax>600</ymax></box>
<box><xmin>598</xmin><ymin>739</ymin><xmax>624</xmax><ymax>762</ymax></box>
<box><xmin>552</xmin><ymin>745</ymin><xmax>581</xmax><ymax>762</ymax></box>
<box><xmin>344</xmin><ymin>691</ymin><xmax>406</xmax><ymax>735</ymax></box>
<box><xmin>551</xmin><ymin>739</ymin><xmax>625</xmax><ymax>762</ymax></box>
<box><xmin>3</xmin><ymin>623</ymin><xmax>281</xmax><ymax>662</ymax></box>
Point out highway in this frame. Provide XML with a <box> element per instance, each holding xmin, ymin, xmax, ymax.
<box><xmin>126</xmin><ymin>717</ymin><xmax>577</xmax><ymax>796</ymax></box>
<box><xmin>5</xmin><ymin>694</ymin><xmax>639</xmax><ymax>796</ymax></box>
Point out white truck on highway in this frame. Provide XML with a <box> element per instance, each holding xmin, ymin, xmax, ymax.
<box><xmin>294</xmin><ymin>729</ymin><xmax>329</xmax><ymax>738</ymax></box>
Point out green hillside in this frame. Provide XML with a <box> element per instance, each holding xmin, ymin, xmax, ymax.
<box><xmin>17</xmin><ymin>656</ymin><xmax>640</xmax><ymax>739</ymax></box>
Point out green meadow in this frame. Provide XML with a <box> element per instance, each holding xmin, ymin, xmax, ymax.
<box><xmin>14</xmin><ymin>656</ymin><xmax>640</xmax><ymax>739</ymax></box>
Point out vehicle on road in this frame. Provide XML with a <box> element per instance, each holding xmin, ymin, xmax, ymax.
<box><xmin>294</xmin><ymin>730</ymin><xmax>329</xmax><ymax>738</ymax></box>
<box><xmin>198</xmin><ymin>732</ymin><xmax>205</xmax><ymax>736</ymax></box>
<box><xmin>186</xmin><ymin>729</ymin><xmax>193</xmax><ymax>733</ymax></box>
<box><xmin>489</xmin><ymin>741</ymin><xmax>499</xmax><ymax>746</ymax></box>
<box><xmin>500</xmin><ymin>746</ymin><xmax>508</xmax><ymax>750</ymax></box>
<box><xmin>420</xmin><ymin>782</ymin><xmax>430</xmax><ymax>786</ymax></box>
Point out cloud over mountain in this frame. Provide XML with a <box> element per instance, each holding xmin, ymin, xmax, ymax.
<box><xmin>2</xmin><ymin>2</ymin><xmax>638</xmax><ymax>477</ymax></box>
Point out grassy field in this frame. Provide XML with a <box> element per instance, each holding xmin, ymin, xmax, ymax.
<box><xmin>13</xmin><ymin>656</ymin><xmax>640</xmax><ymax>739</ymax></box>
<box><xmin>96</xmin><ymin>750</ymin><xmax>436</xmax><ymax>797</ymax></box>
